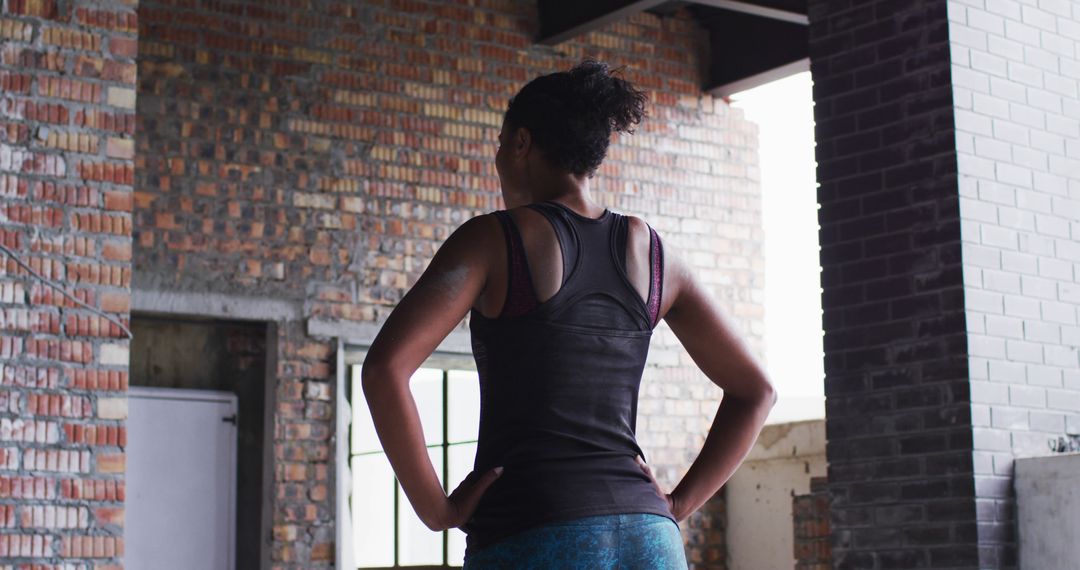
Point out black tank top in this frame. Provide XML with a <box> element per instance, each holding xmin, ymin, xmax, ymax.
<box><xmin>462</xmin><ymin>200</ymin><xmax>674</xmax><ymax>556</ymax></box>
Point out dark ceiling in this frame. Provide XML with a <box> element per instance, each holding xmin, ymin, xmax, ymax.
<box><xmin>536</xmin><ymin>0</ymin><xmax>809</xmax><ymax>97</ymax></box>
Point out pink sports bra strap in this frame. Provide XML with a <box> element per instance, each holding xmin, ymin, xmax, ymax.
<box><xmin>494</xmin><ymin>210</ymin><xmax>539</xmax><ymax>318</ymax></box>
<box><xmin>647</xmin><ymin>225</ymin><xmax>664</xmax><ymax>327</ymax></box>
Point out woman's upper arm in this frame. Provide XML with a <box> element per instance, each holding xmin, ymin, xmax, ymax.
<box><xmin>660</xmin><ymin>240</ymin><xmax>776</xmax><ymax>401</ymax></box>
<box><xmin>362</xmin><ymin>213</ymin><xmax>497</xmax><ymax>383</ymax></box>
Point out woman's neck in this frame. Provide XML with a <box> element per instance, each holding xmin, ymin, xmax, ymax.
<box><xmin>504</xmin><ymin>172</ymin><xmax>595</xmax><ymax>212</ymax></box>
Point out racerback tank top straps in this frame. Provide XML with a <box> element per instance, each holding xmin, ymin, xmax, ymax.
<box><xmin>462</xmin><ymin>200</ymin><xmax>673</xmax><ymax>557</ymax></box>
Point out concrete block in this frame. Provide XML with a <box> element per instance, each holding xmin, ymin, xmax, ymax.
<box><xmin>99</xmin><ymin>343</ymin><xmax>128</xmax><ymax>366</ymax></box>
<box><xmin>97</xmin><ymin>398</ymin><xmax>128</xmax><ymax>420</ymax></box>
<box><xmin>106</xmin><ymin>87</ymin><xmax>135</xmax><ymax>109</ymax></box>
<box><xmin>1015</xmin><ymin>453</ymin><xmax>1080</xmax><ymax>570</ymax></box>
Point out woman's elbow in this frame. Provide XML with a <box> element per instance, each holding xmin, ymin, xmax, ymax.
<box><xmin>359</xmin><ymin>362</ymin><xmax>394</xmax><ymax>399</ymax></box>
<box><xmin>765</xmin><ymin>384</ymin><xmax>779</xmax><ymax>407</ymax></box>
<box><xmin>360</xmin><ymin>363</ymin><xmax>414</xmax><ymax>408</ymax></box>
<box><xmin>740</xmin><ymin>375</ymin><xmax>778</xmax><ymax>408</ymax></box>
<box><xmin>759</xmin><ymin>376</ymin><xmax>779</xmax><ymax>407</ymax></box>
<box><xmin>421</xmin><ymin>513</ymin><xmax>447</xmax><ymax>533</ymax></box>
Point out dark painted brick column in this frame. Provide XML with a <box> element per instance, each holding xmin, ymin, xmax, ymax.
<box><xmin>808</xmin><ymin>1</ymin><xmax>978</xmax><ymax>568</ymax></box>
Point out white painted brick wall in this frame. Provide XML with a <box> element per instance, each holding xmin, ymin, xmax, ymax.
<box><xmin>951</xmin><ymin>0</ymin><xmax>1080</xmax><ymax>505</ymax></box>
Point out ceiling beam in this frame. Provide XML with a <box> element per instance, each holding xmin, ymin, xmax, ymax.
<box><xmin>536</xmin><ymin>0</ymin><xmax>668</xmax><ymax>45</ymax></box>
<box><xmin>708</xmin><ymin>58</ymin><xmax>809</xmax><ymax>97</ymax></box>
<box><xmin>691</xmin><ymin>0</ymin><xmax>808</xmax><ymax>25</ymax></box>
<box><xmin>694</xmin><ymin>6</ymin><xmax>809</xmax><ymax>96</ymax></box>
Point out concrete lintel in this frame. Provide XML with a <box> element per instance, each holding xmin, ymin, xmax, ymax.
<box><xmin>743</xmin><ymin>418</ymin><xmax>826</xmax><ymax>462</ymax></box>
<box><xmin>307</xmin><ymin>318</ymin><xmax>474</xmax><ymax>362</ymax></box>
<box><xmin>132</xmin><ymin>288</ymin><xmax>303</xmax><ymax>322</ymax></box>
<box><xmin>307</xmin><ymin>318</ymin><xmax>383</xmax><ymax>345</ymax></box>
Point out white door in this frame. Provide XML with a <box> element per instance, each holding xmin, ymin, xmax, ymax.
<box><xmin>126</xmin><ymin>387</ymin><xmax>237</xmax><ymax>570</ymax></box>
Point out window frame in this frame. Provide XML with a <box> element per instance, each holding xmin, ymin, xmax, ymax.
<box><xmin>335</xmin><ymin>337</ymin><xmax>477</xmax><ymax>570</ymax></box>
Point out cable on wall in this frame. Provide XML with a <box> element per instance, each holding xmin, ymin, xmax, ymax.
<box><xmin>0</xmin><ymin>242</ymin><xmax>134</xmax><ymax>340</ymax></box>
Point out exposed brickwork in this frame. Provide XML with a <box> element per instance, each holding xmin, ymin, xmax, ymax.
<box><xmin>947</xmin><ymin>1</ymin><xmax>1080</xmax><ymax>567</ymax></box>
<box><xmin>0</xmin><ymin>0</ymin><xmax>136</xmax><ymax>568</ymax></box>
<box><xmin>794</xmin><ymin>476</ymin><xmax>832</xmax><ymax>570</ymax></box>
<box><xmin>133</xmin><ymin>0</ymin><xmax>762</xmax><ymax>567</ymax></box>
<box><xmin>683</xmin><ymin>491</ymin><xmax>727</xmax><ymax>570</ymax></box>
<box><xmin>808</xmin><ymin>1</ymin><xmax>979</xmax><ymax>568</ymax></box>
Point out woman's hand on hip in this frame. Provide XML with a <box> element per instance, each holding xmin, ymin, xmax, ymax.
<box><xmin>635</xmin><ymin>455</ymin><xmax>687</xmax><ymax>522</ymax></box>
<box><xmin>438</xmin><ymin>466</ymin><xmax>504</xmax><ymax>530</ymax></box>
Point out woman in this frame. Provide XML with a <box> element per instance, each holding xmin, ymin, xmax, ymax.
<box><xmin>362</xmin><ymin>60</ymin><xmax>777</xmax><ymax>568</ymax></box>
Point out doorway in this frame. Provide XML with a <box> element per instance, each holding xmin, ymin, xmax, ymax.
<box><xmin>127</xmin><ymin>314</ymin><xmax>271</xmax><ymax>569</ymax></box>
<box><xmin>127</xmin><ymin>388</ymin><xmax>238</xmax><ymax>568</ymax></box>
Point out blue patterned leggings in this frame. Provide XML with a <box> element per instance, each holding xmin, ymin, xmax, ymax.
<box><xmin>462</xmin><ymin>513</ymin><xmax>688</xmax><ymax>569</ymax></box>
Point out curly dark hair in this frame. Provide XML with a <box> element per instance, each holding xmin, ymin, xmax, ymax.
<box><xmin>503</xmin><ymin>59</ymin><xmax>648</xmax><ymax>178</ymax></box>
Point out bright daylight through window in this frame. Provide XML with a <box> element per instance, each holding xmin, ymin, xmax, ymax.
<box><xmin>350</xmin><ymin>366</ymin><xmax>480</xmax><ymax>568</ymax></box>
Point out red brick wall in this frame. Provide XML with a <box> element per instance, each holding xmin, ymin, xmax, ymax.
<box><xmin>793</xmin><ymin>476</ymin><xmax>831</xmax><ymax>570</ymax></box>
<box><xmin>131</xmin><ymin>1</ymin><xmax>762</xmax><ymax>568</ymax></box>
<box><xmin>685</xmin><ymin>491</ymin><xmax>727</xmax><ymax>569</ymax></box>
<box><xmin>1</xmin><ymin>0</ymin><xmax>136</xmax><ymax>566</ymax></box>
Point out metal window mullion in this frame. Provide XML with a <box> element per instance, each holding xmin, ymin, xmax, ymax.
<box><xmin>393</xmin><ymin>470</ymin><xmax>400</xmax><ymax>567</ymax></box>
<box><xmin>442</xmin><ymin>369</ymin><xmax>450</xmax><ymax>566</ymax></box>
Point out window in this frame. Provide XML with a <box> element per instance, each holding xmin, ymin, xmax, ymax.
<box><xmin>349</xmin><ymin>363</ymin><xmax>480</xmax><ymax>568</ymax></box>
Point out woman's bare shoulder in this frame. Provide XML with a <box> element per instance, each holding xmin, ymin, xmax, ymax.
<box><xmin>619</xmin><ymin>215</ymin><xmax>689</xmax><ymax>319</ymax></box>
<box><xmin>445</xmin><ymin>212</ymin><xmax>501</xmax><ymax>247</ymax></box>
